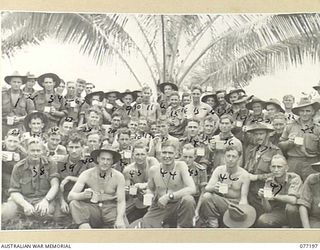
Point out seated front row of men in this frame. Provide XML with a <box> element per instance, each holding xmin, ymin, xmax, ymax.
<box><xmin>2</xmin><ymin>131</ymin><xmax>320</xmax><ymax>229</ymax></box>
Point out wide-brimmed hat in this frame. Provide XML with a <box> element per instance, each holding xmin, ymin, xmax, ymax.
<box><xmin>232</xmin><ymin>95</ymin><xmax>253</xmax><ymax>105</ymax></box>
<box><xmin>246</xmin><ymin>122</ymin><xmax>274</xmax><ymax>133</ymax></box>
<box><xmin>37</xmin><ymin>73</ymin><xmax>61</xmax><ymax>88</ymax></box>
<box><xmin>311</xmin><ymin>162</ymin><xmax>320</xmax><ymax>172</ymax></box>
<box><xmin>4</xmin><ymin>71</ymin><xmax>27</xmax><ymax>85</ymax></box>
<box><xmin>313</xmin><ymin>80</ymin><xmax>320</xmax><ymax>91</ymax></box>
<box><xmin>292</xmin><ymin>97</ymin><xmax>320</xmax><ymax>116</ymax></box>
<box><xmin>246</xmin><ymin>97</ymin><xmax>266</xmax><ymax>110</ymax></box>
<box><xmin>226</xmin><ymin>88</ymin><xmax>246</xmax><ymax>103</ymax></box>
<box><xmin>201</xmin><ymin>92</ymin><xmax>216</xmax><ymax>103</ymax></box>
<box><xmin>26</xmin><ymin>72</ymin><xmax>37</xmax><ymax>80</ymax></box>
<box><xmin>223</xmin><ymin>203</ymin><xmax>256</xmax><ymax>228</ymax></box>
<box><xmin>159</xmin><ymin>82</ymin><xmax>178</xmax><ymax>93</ymax></box>
<box><xmin>90</xmin><ymin>148</ymin><xmax>121</xmax><ymax>164</ymax></box>
<box><xmin>84</xmin><ymin>91</ymin><xmax>105</xmax><ymax>104</ymax></box>
<box><xmin>104</xmin><ymin>90</ymin><xmax>120</xmax><ymax>99</ymax></box>
<box><xmin>23</xmin><ymin>111</ymin><xmax>48</xmax><ymax>131</ymax></box>
<box><xmin>265</xmin><ymin>98</ymin><xmax>285</xmax><ymax>113</ymax></box>
<box><xmin>119</xmin><ymin>89</ymin><xmax>138</xmax><ymax>102</ymax></box>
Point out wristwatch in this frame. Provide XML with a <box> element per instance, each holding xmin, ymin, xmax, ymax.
<box><xmin>168</xmin><ymin>193</ymin><xmax>174</xmax><ymax>200</ymax></box>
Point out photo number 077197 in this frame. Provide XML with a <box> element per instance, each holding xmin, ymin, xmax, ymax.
<box><xmin>1</xmin><ymin>11</ymin><xmax>320</xmax><ymax>231</ymax></box>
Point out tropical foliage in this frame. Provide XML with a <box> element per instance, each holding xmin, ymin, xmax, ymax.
<box><xmin>2</xmin><ymin>12</ymin><xmax>320</xmax><ymax>90</ymax></box>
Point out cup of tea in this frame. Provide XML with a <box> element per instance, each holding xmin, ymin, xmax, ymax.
<box><xmin>7</xmin><ymin>117</ymin><xmax>14</xmax><ymax>125</ymax></box>
<box><xmin>264</xmin><ymin>187</ymin><xmax>273</xmax><ymax>199</ymax></box>
<box><xmin>143</xmin><ymin>193</ymin><xmax>154</xmax><ymax>206</ymax></box>
<box><xmin>90</xmin><ymin>191</ymin><xmax>100</xmax><ymax>203</ymax></box>
<box><xmin>219</xmin><ymin>183</ymin><xmax>228</xmax><ymax>194</ymax></box>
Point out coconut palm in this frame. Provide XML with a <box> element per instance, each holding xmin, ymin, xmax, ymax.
<box><xmin>2</xmin><ymin>12</ymin><xmax>320</xmax><ymax>90</ymax></box>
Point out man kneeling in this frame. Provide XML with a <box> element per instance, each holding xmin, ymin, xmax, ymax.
<box><xmin>68</xmin><ymin>147</ymin><xmax>127</xmax><ymax>229</ymax></box>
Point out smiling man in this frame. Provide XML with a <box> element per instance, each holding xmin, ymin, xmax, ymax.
<box><xmin>2</xmin><ymin>138</ymin><xmax>59</xmax><ymax>225</ymax></box>
<box><xmin>279</xmin><ymin>97</ymin><xmax>320</xmax><ymax>181</ymax></box>
<box><xmin>32</xmin><ymin>73</ymin><xmax>67</xmax><ymax>129</ymax></box>
<box><xmin>68</xmin><ymin>147</ymin><xmax>127</xmax><ymax>229</ymax></box>
<box><xmin>136</xmin><ymin>141</ymin><xmax>196</xmax><ymax>228</ymax></box>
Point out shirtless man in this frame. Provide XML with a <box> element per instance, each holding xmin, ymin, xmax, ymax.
<box><xmin>68</xmin><ymin>148</ymin><xmax>127</xmax><ymax>229</ymax></box>
<box><xmin>123</xmin><ymin>142</ymin><xmax>159</xmax><ymax>222</ymax></box>
<box><xmin>198</xmin><ymin>145</ymin><xmax>250</xmax><ymax>228</ymax></box>
<box><xmin>138</xmin><ymin>141</ymin><xmax>196</xmax><ymax>228</ymax></box>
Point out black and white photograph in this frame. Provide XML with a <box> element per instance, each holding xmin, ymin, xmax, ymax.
<box><xmin>1</xmin><ymin>11</ymin><xmax>320</xmax><ymax>231</ymax></box>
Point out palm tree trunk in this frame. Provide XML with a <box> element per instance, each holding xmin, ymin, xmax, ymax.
<box><xmin>161</xmin><ymin>15</ymin><xmax>166</xmax><ymax>83</ymax></box>
<box><xmin>133</xmin><ymin>15</ymin><xmax>161</xmax><ymax>82</ymax></box>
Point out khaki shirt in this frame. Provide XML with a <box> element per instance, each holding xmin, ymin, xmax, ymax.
<box><xmin>2</xmin><ymin>89</ymin><xmax>35</xmax><ymax>125</ymax></box>
<box><xmin>31</xmin><ymin>90</ymin><xmax>67</xmax><ymax>123</ymax></box>
<box><xmin>9</xmin><ymin>157</ymin><xmax>59</xmax><ymax>199</ymax></box>
<box><xmin>265</xmin><ymin>172</ymin><xmax>302</xmax><ymax>209</ymax></box>
<box><xmin>298</xmin><ymin>173</ymin><xmax>320</xmax><ymax>219</ymax></box>
<box><xmin>280</xmin><ymin>119</ymin><xmax>320</xmax><ymax>158</ymax></box>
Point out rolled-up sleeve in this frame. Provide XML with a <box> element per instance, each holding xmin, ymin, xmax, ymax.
<box><xmin>288</xmin><ymin>174</ymin><xmax>303</xmax><ymax>198</ymax></box>
<box><xmin>8</xmin><ymin>165</ymin><xmax>22</xmax><ymax>194</ymax></box>
<box><xmin>297</xmin><ymin>176</ymin><xmax>313</xmax><ymax>209</ymax></box>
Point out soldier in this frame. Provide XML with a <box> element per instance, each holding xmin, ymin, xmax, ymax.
<box><xmin>123</xmin><ymin>142</ymin><xmax>159</xmax><ymax>223</ymax></box>
<box><xmin>158</xmin><ymin>82</ymin><xmax>179</xmax><ymax>115</ymax></box>
<box><xmin>32</xmin><ymin>73</ymin><xmax>67</xmax><ymax>129</ymax></box>
<box><xmin>243</xmin><ymin>123</ymin><xmax>282</xmax><ymax>217</ymax></box>
<box><xmin>2</xmin><ymin>138</ymin><xmax>59</xmax><ymax>224</ymax></box>
<box><xmin>2</xmin><ymin>71</ymin><xmax>35</xmax><ymax>137</ymax></box>
<box><xmin>184</xmin><ymin>85</ymin><xmax>212</xmax><ymax>123</ymax></box>
<box><xmin>298</xmin><ymin>161</ymin><xmax>320</xmax><ymax>228</ymax></box>
<box><xmin>256</xmin><ymin>155</ymin><xmax>302</xmax><ymax>228</ymax></box>
<box><xmin>134</xmin><ymin>141</ymin><xmax>196</xmax><ymax>228</ymax></box>
<box><xmin>68</xmin><ymin>147</ymin><xmax>127</xmax><ymax>229</ymax></box>
<box><xmin>2</xmin><ymin>129</ymin><xmax>27</xmax><ymax>202</ymax></box>
<box><xmin>149</xmin><ymin>116</ymin><xmax>180</xmax><ymax>160</ymax></box>
<box><xmin>22</xmin><ymin>72</ymin><xmax>37</xmax><ymax>98</ymax></box>
<box><xmin>279</xmin><ymin>97</ymin><xmax>320</xmax><ymax>181</ymax></box>
<box><xmin>197</xmin><ymin>145</ymin><xmax>251</xmax><ymax>228</ymax></box>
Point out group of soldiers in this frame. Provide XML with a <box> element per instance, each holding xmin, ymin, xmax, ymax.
<box><xmin>2</xmin><ymin>70</ymin><xmax>320</xmax><ymax>229</ymax></box>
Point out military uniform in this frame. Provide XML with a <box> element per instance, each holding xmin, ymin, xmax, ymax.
<box><xmin>256</xmin><ymin>172</ymin><xmax>302</xmax><ymax>228</ymax></box>
<box><xmin>297</xmin><ymin>173</ymin><xmax>320</xmax><ymax>228</ymax></box>
<box><xmin>2</xmin><ymin>144</ymin><xmax>27</xmax><ymax>202</ymax></box>
<box><xmin>280</xmin><ymin>119</ymin><xmax>320</xmax><ymax>180</ymax></box>
<box><xmin>243</xmin><ymin>142</ymin><xmax>282</xmax><ymax>216</ymax></box>
<box><xmin>31</xmin><ymin>90</ymin><xmax>67</xmax><ymax>130</ymax></box>
<box><xmin>2</xmin><ymin>157</ymin><xmax>59</xmax><ymax>221</ymax></box>
<box><xmin>2</xmin><ymin>88</ymin><xmax>35</xmax><ymax>137</ymax></box>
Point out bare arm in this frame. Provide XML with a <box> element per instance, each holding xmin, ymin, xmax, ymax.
<box><xmin>205</xmin><ymin>169</ymin><xmax>219</xmax><ymax>193</ymax></box>
<box><xmin>239</xmin><ymin>174</ymin><xmax>250</xmax><ymax>205</ymax></box>
<box><xmin>45</xmin><ymin>177</ymin><xmax>59</xmax><ymax>201</ymax></box>
<box><xmin>10</xmin><ymin>192</ymin><xmax>33</xmax><ymax>209</ymax></box>
<box><xmin>273</xmin><ymin>194</ymin><xmax>297</xmax><ymax>205</ymax></box>
<box><xmin>172</xmin><ymin>163</ymin><xmax>196</xmax><ymax>198</ymax></box>
<box><xmin>116</xmin><ymin>174</ymin><xmax>126</xmax><ymax>222</ymax></box>
<box><xmin>299</xmin><ymin>206</ymin><xmax>311</xmax><ymax>228</ymax></box>
<box><xmin>67</xmin><ymin>172</ymin><xmax>89</xmax><ymax>201</ymax></box>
